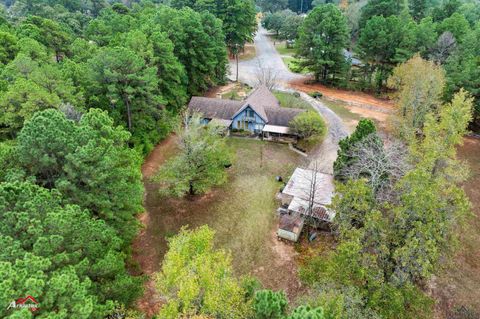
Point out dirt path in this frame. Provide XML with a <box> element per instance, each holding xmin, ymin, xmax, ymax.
<box><xmin>132</xmin><ymin>135</ymin><xmax>178</xmax><ymax>318</ymax></box>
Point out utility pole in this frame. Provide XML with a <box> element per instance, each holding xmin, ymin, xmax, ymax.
<box><xmin>234</xmin><ymin>43</ymin><xmax>240</xmax><ymax>82</ymax></box>
<box><xmin>300</xmin><ymin>0</ymin><xmax>303</xmax><ymax>13</ymax></box>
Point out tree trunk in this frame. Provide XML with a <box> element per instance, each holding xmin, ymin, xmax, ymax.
<box><xmin>236</xmin><ymin>53</ymin><xmax>239</xmax><ymax>82</ymax></box>
<box><xmin>124</xmin><ymin>95</ymin><xmax>132</xmax><ymax>131</ymax></box>
<box><xmin>189</xmin><ymin>181</ymin><xmax>195</xmax><ymax>196</ymax></box>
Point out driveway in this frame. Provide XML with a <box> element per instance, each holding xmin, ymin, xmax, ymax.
<box><xmin>229</xmin><ymin>26</ymin><xmax>349</xmax><ymax>174</ymax></box>
<box><xmin>229</xmin><ymin>26</ymin><xmax>306</xmax><ymax>87</ymax></box>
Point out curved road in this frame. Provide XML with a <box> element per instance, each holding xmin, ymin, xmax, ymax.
<box><xmin>229</xmin><ymin>26</ymin><xmax>349</xmax><ymax>174</ymax></box>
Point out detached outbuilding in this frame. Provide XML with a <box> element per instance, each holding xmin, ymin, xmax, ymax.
<box><xmin>277</xmin><ymin>167</ymin><xmax>335</xmax><ymax>242</ymax></box>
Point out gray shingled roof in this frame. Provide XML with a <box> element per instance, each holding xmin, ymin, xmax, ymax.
<box><xmin>188</xmin><ymin>97</ymin><xmax>242</xmax><ymax>120</ymax></box>
<box><xmin>240</xmin><ymin>85</ymin><xmax>281</xmax><ymax>121</ymax></box>
<box><xmin>187</xmin><ymin>86</ymin><xmax>306</xmax><ymax>127</ymax></box>
<box><xmin>265</xmin><ymin>107</ymin><xmax>305</xmax><ymax>126</ymax></box>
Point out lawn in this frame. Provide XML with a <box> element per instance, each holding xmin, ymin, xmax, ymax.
<box><xmin>221</xmin><ymin>82</ymin><xmax>252</xmax><ymax>100</ymax></box>
<box><xmin>274</xmin><ymin>91</ymin><xmax>312</xmax><ymax>110</ymax></box>
<box><xmin>138</xmin><ymin>137</ymin><xmax>304</xmax><ymax>291</ymax></box>
<box><xmin>275</xmin><ymin>42</ymin><xmax>296</xmax><ymax>56</ymax></box>
<box><xmin>282</xmin><ymin>56</ymin><xmax>309</xmax><ymax>74</ymax></box>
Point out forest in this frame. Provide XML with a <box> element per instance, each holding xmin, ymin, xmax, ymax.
<box><xmin>0</xmin><ymin>0</ymin><xmax>257</xmax><ymax>318</ymax></box>
<box><xmin>0</xmin><ymin>0</ymin><xmax>479</xmax><ymax>318</ymax></box>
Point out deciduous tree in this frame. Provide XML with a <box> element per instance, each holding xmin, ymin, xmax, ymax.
<box><xmin>156</xmin><ymin>226</ymin><xmax>250</xmax><ymax>319</ymax></box>
<box><xmin>289</xmin><ymin>110</ymin><xmax>326</xmax><ymax>139</ymax></box>
<box><xmin>156</xmin><ymin>114</ymin><xmax>233</xmax><ymax>197</ymax></box>
<box><xmin>387</xmin><ymin>55</ymin><xmax>446</xmax><ymax>137</ymax></box>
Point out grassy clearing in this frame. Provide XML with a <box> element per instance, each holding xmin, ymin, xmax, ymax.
<box><xmin>282</xmin><ymin>56</ymin><xmax>309</xmax><ymax>74</ymax></box>
<box><xmin>320</xmin><ymin>98</ymin><xmax>361</xmax><ymax>122</ymax></box>
<box><xmin>275</xmin><ymin>43</ymin><xmax>296</xmax><ymax>56</ymax></box>
<box><xmin>141</xmin><ymin>138</ymin><xmax>302</xmax><ymax>279</ymax></box>
<box><xmin>221</xmin><ymin>83</ymin><xmax>252</xmax><ymax>101</ymax></box>
<box><xmin>274</xmin><ymin>91</ymin><xmax>312</xmax><ymax>110</ymax></box>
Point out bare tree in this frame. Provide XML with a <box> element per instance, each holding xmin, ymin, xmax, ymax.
<box><xmin>429</xmin><ymin>31</ymin><xmax>456</xmax><ymax>64</ymax></box>
<box><xmin>254</xmin><ymin>58</ymin><xmax>279</xmax><ymax>90</ymax></box>
<box><xmin>294</xmin><ymin>160</ymin><xmax>333</xmax><ymax>229</ymax></box>
<box><xmin>339</xmin><ymin>134</ymin><xmax>410</xmax><ymax>202</ymax></box>
<box><xmin>59</xmin><ymin>103</ymin><xmax>82</xmax><ymax>122</ymax></box>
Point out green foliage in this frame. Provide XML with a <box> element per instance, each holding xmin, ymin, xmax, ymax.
<box><xmin>359</xmin><ymin>0</ymin><xmax>404</xmax><ymax>28</ymax></box>
<box><xmin>171</xmin><ymin>0</ymin><xmax>257</xmax><ymax>52</ymax></box>
<box><xmin>289</xmin><ymin>110</ymin><xmax>326</xmax><ymax>139</ymax></box>
<box><xmin>156</xmin><ymin>226</ymin><xmax>251</xmax><ymax>319</ymax></box>
<box><xmin>0</xmin><ymin>78</ymin><xmax>61</xmax><ymax>138</ymax></box>
<box><xmin>87</xmin><ymin>46</ymin><xmax>161</xmax><ymax>132</ymax></box>
<box><xmin>253</xmin><ymin>290</ymin><xmax>288</xmax><ymax>319</ymax></box>
<box><xmin>437</xmin><ymin>12</ymin><xmax>470</xmax><ymax>42</ymax></box>
<box><xmin>151</xmin><ymin>6</ymin><xmax>228</xmax><ymax>95</ymax></box>
<box><xmin>16</xmin><ymin>108</ymin><xmax>144</xmax><ymax>243</ymax></box>
<box><xmin>17</xmin><ymin>16</ymin><xmax>72</xmax><ymax>61</ymax></box>
<box><xmin>0</xmin><ymin>31</ymin><xmax>18</xmax><ymax>65</ymax></box>
<box><xmin>0</xmin><ymin>181</ymin><xmax>142</xmax><ymax>318</ymax></box>
<box><xmin>387</xmin><ymin>55</ymin><xmax>446</xmax><ymax>137</ymax></box>
<box><xmin>305</xmin><ymin>91</ymin><xmax>473</xmax><ymax>319</ymax></box>
<box><xmin>444</xmin><ymin>24</ymin><xmax>480</xmax><ymax>128</ymax></box>
<box><xmin>156</xmin><ymin>114</ymin><xmax>233</xmax><ymax>197</ymax></box>
<box><xmin>358</xmin><ymin>15</ymin><xmax>399</xmax><ymax>64</ymax></box>
<box><xmin>287</xmin><ymin>305</ymin><xmax>325</xmax><ymax>319</ymax></box>
<box><xmin>334</xmin><ymin>119</ymin><xmax>376</xmax><ymax>178</ymax></box>
<box><xmin>297</xmin><ymin>4</ymin><xmax>349</xmax><ymax>83</ymax></box>
<box><xmin>257</xmin><ymin>0</ymin><xmax>288</xmax><ymax>12</ymax></box>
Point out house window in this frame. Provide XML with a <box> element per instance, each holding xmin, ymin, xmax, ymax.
<box><xmin>248</xmin><ymin>110</ymin><xmax>255</xmax><ymax>118</ymax></box>
<box><xmin>237</xmin><ymin>120</ymin><xmax>241</xmax><ymax>129</ymax></box>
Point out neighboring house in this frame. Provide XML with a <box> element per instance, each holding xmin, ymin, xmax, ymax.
<box><xmin>188</xmin><ymin>85</ymin><xmax>305</xmax><ymax>141</ymax></box>
<box><xmin>277</xmin><ymin>167</ymin><xmax>335</xmax><ymax>242</ymax></box>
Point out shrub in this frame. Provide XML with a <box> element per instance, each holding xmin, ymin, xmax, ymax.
<box><xmin>310</xmin><ymin>91</ymin><xmax>323</xmax><ymax>98</ymax></box>
<box><xmin>289</xmin><ymin>110</ymin><xmax>326</xmax><ymax>139</ymax></box>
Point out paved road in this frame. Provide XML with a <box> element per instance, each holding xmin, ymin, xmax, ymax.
<box><xmin>229</xmin><ymin>26</ymin><xmax>349</xmax><ymax>174</ymax></box>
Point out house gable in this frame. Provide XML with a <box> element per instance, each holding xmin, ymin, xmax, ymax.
<box><xmin>231</xmin><ymin>105</ymin><xmax>267</xmax><ymax>131</ymax></box>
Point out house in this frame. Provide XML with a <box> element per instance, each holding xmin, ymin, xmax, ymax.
<box><xmin>277</xmin><ymin>167</ymin><xmax>335</xmax><ymax>242</ymax></box>
<box><xmin>188</xmin><ymin>85</ymin><xmax>306</xmax><ymax>141</ymax></box>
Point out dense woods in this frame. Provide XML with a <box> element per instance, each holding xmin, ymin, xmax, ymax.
<box><xmin>0</xmin><ymin>0</ymin><xmax>257</xmax><ymax>318</ymax></box>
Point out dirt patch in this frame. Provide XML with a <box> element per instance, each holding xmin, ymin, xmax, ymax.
<box><xmin>290</xmin><ymin>79</ymin><xmax>395</xmax><ymax>111</ymax></box>
<box><xmin>238</xmin><ymin>43</ymin><xmax>256</xmax><ymax>61</ymax></box>
<box><xmin>252</xmin><ymin>227</ymin><xmax>306</xmax><ymax>300</ymax></box>
<box><xmin>141</xmin><ymin>134</ymin><xmax>178</xmax><ymax>179</ymax></box>
<box><xmin>204</xmin><ymin>82</ymin><xmax>252</xmax><ymax>100</ymax></box>
<box><xmin>133</xmin><ymin>135</ymin><xmax>179</xmax><ymax>317</ymax></box>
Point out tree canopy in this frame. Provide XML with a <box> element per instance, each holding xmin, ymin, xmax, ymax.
<box><xmin>297</xmin><ymin>4</ymin><xmax>349</xmax><ymax>83</ymax></box>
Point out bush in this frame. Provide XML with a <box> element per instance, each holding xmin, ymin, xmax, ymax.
<box><xmin>310</xmin><ymin>91</ymin><xmax>323</xmax><ymax>98</ymax></box>
<box><xmin>254</xmin><ymin>290</ymin><xmax>288</xmax><ymax>319</ymax></box>
<box><xmin>289</xmin><ymin>110</ymin><xmax>326</xmax><ymax>139</ymax></box>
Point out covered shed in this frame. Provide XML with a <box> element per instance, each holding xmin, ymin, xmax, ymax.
<box><xmin>277</xmin><ymin>167</ymin><xmax>335</xmax><ymax>242</ymax></box>
<box><xmin>277</xmin><ymin>214</ymin><xmax>304</xmax><ymax>242</ymax></box>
